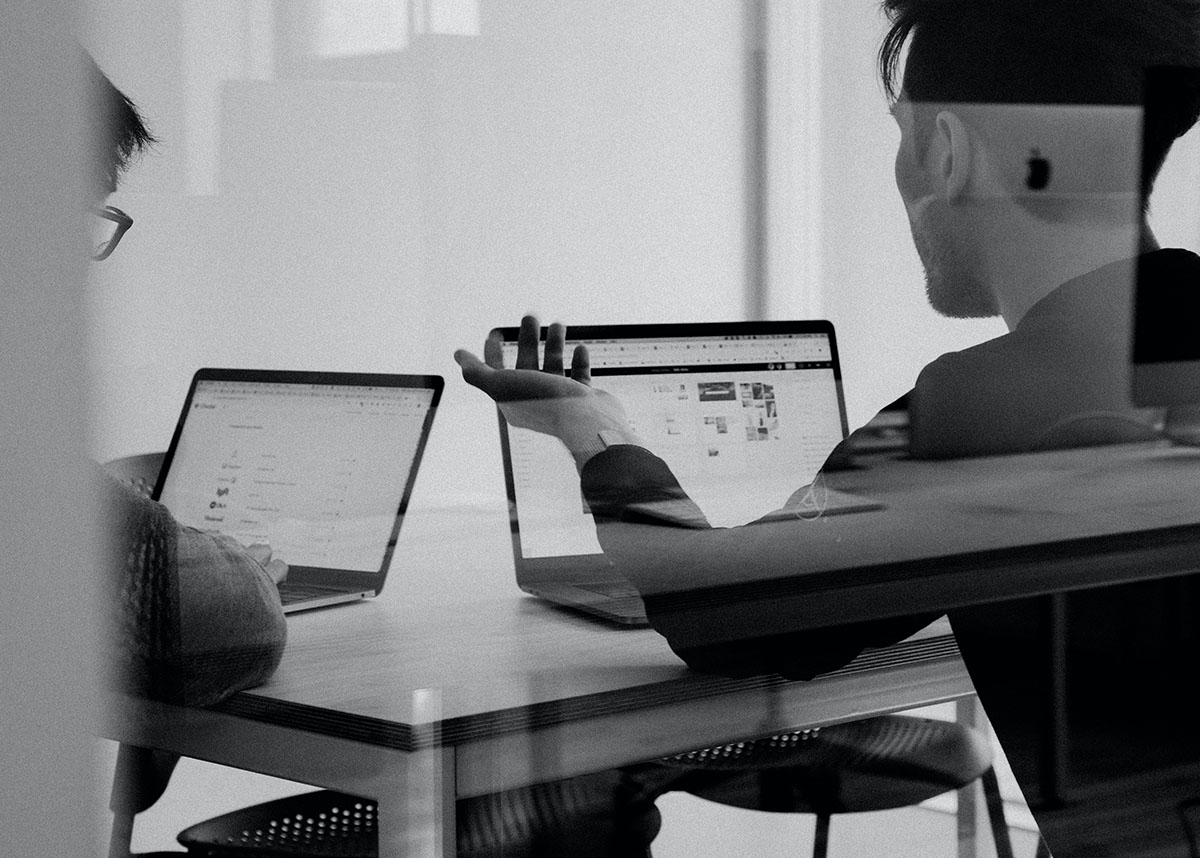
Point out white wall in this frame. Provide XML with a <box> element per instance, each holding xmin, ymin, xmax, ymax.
<box><xmin>85</xmin><ymin>0</ymin><xmax>748</xmax><ymax>510</ymax></box>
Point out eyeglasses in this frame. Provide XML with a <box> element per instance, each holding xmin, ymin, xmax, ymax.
<box><xmin>89</xmin><ymin>205</ymin><xmax>133</xmax><ymax>261</ymax></box>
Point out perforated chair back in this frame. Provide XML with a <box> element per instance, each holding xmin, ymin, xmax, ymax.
<box><xmin>179</xmin><ymin>792</ymin><xmax>373</xmax><ymax>856</ymax></box>
<box><xmin>657</xmin><ymin>715</ymin><xmax>992</xmax><ymax>814</ymax></box>
<box><xmin>649</xmin><ymin>715</ymin><xmax>1014</xmax><ymax>858</ymax></box>
<box><xmin>173</xmin><ymin>771</ymin><xmax>661</xmax><ymax>858</ymax></box>
<box><xmin>103</xmin><ymin>451</ymin><xmax>166</xmax><ymax>497</ymax></box>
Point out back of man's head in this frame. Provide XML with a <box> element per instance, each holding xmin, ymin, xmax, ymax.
<box><xmin>879</xmin><ymin>0</ymin><xmax>1200</xmax><ymax>195</ymax></box>
<box><xmin>84</xmin><ymin>51</ymin><xmax>155</xmax><ymax>196</ymax></box>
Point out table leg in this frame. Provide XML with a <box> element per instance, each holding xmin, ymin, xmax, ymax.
<box><xmin>376</xmin><ymin>689</ymin><xmax>456</xmax><ymax>858</ymax></box>
<box><xmin>375</xmin><ymin>745</ymin><xmax>456</xmax><ymax>858</ymax></box>
<box><xmin>956</xmin><ymin>696</ymin><xmax>981</xmax><ymax>858</ymax></box>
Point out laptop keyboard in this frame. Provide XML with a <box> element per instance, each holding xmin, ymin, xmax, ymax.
<box><xmin>279</xmin><ymin>584</ymin><xmax>353</xmax><ymax>605</ymax></box>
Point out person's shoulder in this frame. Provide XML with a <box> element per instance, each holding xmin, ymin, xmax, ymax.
<box><xmin>909</xmin><ymin>331</ymin><xmax>1053</xmax><ymax>458</ymax></box>
<box><xmin>914</xmin><ymin>333</ymin><xmax>1019</xmax><ymax>395</ymax></box>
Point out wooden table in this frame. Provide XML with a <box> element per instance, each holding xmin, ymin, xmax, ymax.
<box><xmin>104</xmin><ymin>498</ymin><xmax>973</xmax><ymax>856</ymax></box>
<box><xmin>105</xmin><ymin>440</ymin><xmax>1200</xmax><ymax>856</ymax></box>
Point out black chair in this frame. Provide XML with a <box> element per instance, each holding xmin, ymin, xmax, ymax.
<box><xmin>108</xmin><ymin>745</ymin><xmax>661</xmax><ymax>858</ymax></box>
<box><xmin>104</xmin><ymin>451</ymin><xmax>165</xmax><ymax>498</ymax></box>
<box><xmin>114</xmin><ymin>716</ymin><xmax>1014</xmax><ymax>858</ymax></box>
<box><xmin>642</xmin><ymin>715</ymin><xmax>1016</xmax><ymax>858</ymax></box>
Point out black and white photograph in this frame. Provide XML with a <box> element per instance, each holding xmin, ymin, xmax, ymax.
<box><xmin>6</xmin><ymin>2</ymin><xmax>1200</xmax><ymax>857</ymax></box>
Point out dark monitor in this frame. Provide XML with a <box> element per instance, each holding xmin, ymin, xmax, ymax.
<box><xmin>1131</xmin><ymin>66</ymin><xmax>1200</xmax><ymax>408</ymax></box>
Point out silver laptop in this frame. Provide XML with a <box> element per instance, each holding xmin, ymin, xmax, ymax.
<box><xmin>494</xmin><ymin>320</ymin><xmax>876</xmax><ymax>626</ymax></box>
<box><xmin>153</xmin><ymin>368</ymin><xmax>442</xmax><ymax>613</ymax></box>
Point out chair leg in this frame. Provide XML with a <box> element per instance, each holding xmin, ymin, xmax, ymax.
<box><xmin>812</xmin><ymin>813</ymin><xmax>830</xmax><ymax>858</ymax></box>
<box><xmin>979</xmin><ymin>767</ymin><xmax>1015</xmax><ymax>858</ymax></box>
<box><xmin>107</xmin><ymin>743</ymin><xmax>182</xmax><ymax>858</ymax></box>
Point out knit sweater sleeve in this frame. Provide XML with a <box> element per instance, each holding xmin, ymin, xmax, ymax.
<box><xmin>104</xmin><ymin>474</ymin><xmax>287</xmax><ymax>707</ymax></box>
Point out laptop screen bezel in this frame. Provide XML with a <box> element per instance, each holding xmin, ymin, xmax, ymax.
<box><xmin>493</xmin><ymin>320</ymin><xmax>849</xmax><ymax>584</ymax></box>
<box><xmin>152</xmin><ymin>367</ymin><xmax>444</xmax><ymax>595</ymax></box>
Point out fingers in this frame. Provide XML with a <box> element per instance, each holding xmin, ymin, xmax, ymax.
<box><xmin>265</xmin><ymin>558</ymin><xmax>289</xmax><ymax>586</ymax></box>
<box><xmin>484</xmin><ymin>330</ymin><xmax>505</xmax><ymax>369</ymax></box>
<box><xmin>454</xmin><ymin>349</ymin><xmax>494</xmax><ymax>392</ymax></box>
<box><xmin>571</xmin><ymin>344</ymin><xmax>592</xmax><ymax>385</ymax></box>
<box><xmin>245</xmin><ymin>543</ymin><xmax>287</xmax><ymax>585</ymax></box>
<box><xmin>463</xmin><ymin>315</ymin><xmax>576</xmax><ymax>392</ymax></box>
<box><xmin>244</xmin><ymin>542</ymin><xmax>272</xmax><ymax>565</ymax></box>
<box><xmin>543</xmin><ymin>322</ymin><xmax>566</xmax><ymax>375</ymax></box>
<box><xmin>516</xmin><ymin>315</ymin><xmax>540</xmax><ymax>370</ymax></box>
<box><xmin>456</xmin><ymin>349</ymin><xmax>551</xmax><ymax>402</ymax></box>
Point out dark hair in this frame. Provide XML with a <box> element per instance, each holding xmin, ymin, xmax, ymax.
<box><xmin>878</xmin><ymin>0</ymin><xmax>1200</xmax><ymax>194</ymax></box>
<box><xmin>84</xmin><ymin>51</ymin><xmax>156</xmax><ymax>192</ymax></box>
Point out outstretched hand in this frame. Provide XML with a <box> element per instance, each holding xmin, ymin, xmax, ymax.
<box><xmin>455</xmin><ymin>316</ymin><xmax>594</xmax><ymax>406</ymax></box>
<box><xmin>454</xmin><ymin>315</ymin><xmax>641</xmax><ymax>466</ymax></box>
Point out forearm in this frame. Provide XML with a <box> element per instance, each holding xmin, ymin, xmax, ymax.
<box><xmin>174</xmin><ymin>526</ymin><xmax>288</xmax><ymax>706</ymax></box>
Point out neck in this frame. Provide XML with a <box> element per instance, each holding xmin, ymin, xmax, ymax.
<box><xmin>984</xmin><ymin>218</ymin><xmax>1152</xmax><ymax>330</ymax></box>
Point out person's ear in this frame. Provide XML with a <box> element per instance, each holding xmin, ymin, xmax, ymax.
<box><xmin>932</xmin><ymin>110</ymin><xmax>972</xmax><ymax>202</ymax></box>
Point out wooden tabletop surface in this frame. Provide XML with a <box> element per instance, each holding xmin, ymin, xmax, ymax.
<box><xmin>206</xmin><ymin>495</ymin><xmax>964</xmax><ymax>751</ymax></box>
<box><xmin>108</xmin><ymin>440</ymin><xmax>1200</xmax><ymax>758</ymax></box>
<box><xmin>196</xmin><ymin>440</ymin><xmax>1200</xmax><ymax>748</ymax></box>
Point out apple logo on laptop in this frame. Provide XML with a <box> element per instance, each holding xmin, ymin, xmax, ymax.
<box><xmin>1025</xmin><ymin>149</ymin><xmax>1051</xmax><ymax>191</ymax></box>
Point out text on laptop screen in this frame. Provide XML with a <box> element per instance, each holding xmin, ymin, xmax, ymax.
<box><xmin>158</xmin><ymin>380</ymin><xmax>434</xmax><ymax>571</ymax></box>
<box><xmin>503</xmin><ymin>332</ymin><xmax>844</xmax><ymax>558</ymax></box>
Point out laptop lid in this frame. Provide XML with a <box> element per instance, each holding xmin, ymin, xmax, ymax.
<box><xmin>494</xmin><ymin>320</ymin><xmax>850</xmax><ymax>624</ymax></box>
<box><xmin>153</xmin><ymin>368</ymin><xmax>442</xmax><ymax>611</ymax></box>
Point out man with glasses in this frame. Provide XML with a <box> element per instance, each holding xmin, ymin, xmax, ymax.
<box><xmin>87</xmin><ymin>53</ymin><xmax>289</xmax><ymax>709</ymax></box>
<box><xmin>90</xmin><ymin>203</ymin><xmax>132</xmax><ymax>262</ymax></box>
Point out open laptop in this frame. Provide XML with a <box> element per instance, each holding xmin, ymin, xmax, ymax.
<box><xmin>494</xmin><ymin>320</ymin><xmax>880</xmax><ymax>626</ymax></box>
<box><xmin>153</xmin><ymin>368</ymin><xmax>442</xmax><ymax>613</ymax></box>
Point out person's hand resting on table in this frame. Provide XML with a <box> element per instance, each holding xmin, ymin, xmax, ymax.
<box><xmin>454</xmin><ymin>315</ymin><xmax>644</xmax><ymax>469</ymax></box>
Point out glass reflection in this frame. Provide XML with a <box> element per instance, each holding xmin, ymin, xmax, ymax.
<box><xmin>91</xmin><ymin>1</ymin><xmax>1200</xmax><ymax>857</ymax></box>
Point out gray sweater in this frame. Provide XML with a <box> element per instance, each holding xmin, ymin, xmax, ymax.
<box><xmin>104</xmin><ymin>473</ymin><xmax>287</xmax><ymax>707</ymax></box>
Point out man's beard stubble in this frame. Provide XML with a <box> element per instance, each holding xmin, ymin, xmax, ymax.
<box><xmin>908</xmin><ymin>194</ymin><xmax>1000</xmax><ymax>319</ymax></box>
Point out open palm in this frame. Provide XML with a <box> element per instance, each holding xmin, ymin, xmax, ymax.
<box><xmin>454</xmin><ymin>315</ymin><xmax>633</xmax><ymax>453</ymax></box>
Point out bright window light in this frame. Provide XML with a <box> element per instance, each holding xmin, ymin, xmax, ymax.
<box><xmin>313</xmin><ymin>0</ymin><xmax>480</xmax><ymax>58</ymax></box>
<box><xmin>314</xmin><ymin>0</ymin><xmax>409</xmax><ymax>57</ymax></box>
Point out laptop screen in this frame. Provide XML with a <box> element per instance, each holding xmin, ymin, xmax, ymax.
<box><xmin>499</xmin><ymin>322</ymin><xmax>848</xmax><ymax>562</ymax></box>
<box><xmin>156</xmin><ymin>373</ymin><xmax>438</xmax><ymax>576</ymax></box>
